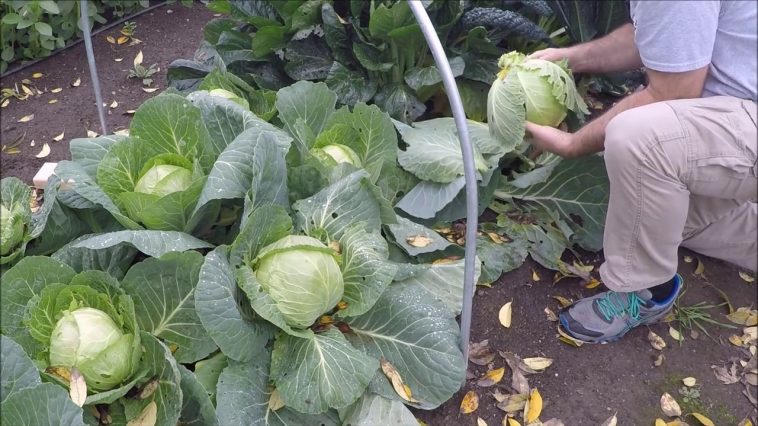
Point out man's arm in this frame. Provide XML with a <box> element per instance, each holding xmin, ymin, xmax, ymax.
<box><xmin>531</xmin><ymin>23</ymin><xmax>642</xmax><ymax>74</ymax></box>
<box><xmin>525</xmin><ymin>66</ymin><xmax>709</xmax><ymax>158</ymax></box>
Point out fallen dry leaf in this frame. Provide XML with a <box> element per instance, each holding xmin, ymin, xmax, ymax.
<box><xmin>126</xmin><ymin>401</ymin><xmax>157</xmax><ymax>426</ymax></box>
<box><xmin>522</xmin><ymin>358</ymin><xmax>553</xmax><ymax>371</ymax></box>
<box><xmin>53</xmin><ymin>130</ymin><xmax>64</xmax><ymax>142</ymax></box>
<box><xmin>469</xmin><ymin>340</ymin><xmax>495</xmax><ymax>366</ymax></box>
<box><xmin>557</xmin><ymin>325</ymin><xmax>583</xmax><ymax>347</ymax></box>
<box><xmin>115</xmin><ymin>57</ymin><xmax>123</xmax><ymax>62</ymax></box>
<box><xmin>496</xmin><ymin>394</ymin><xmax>528</xmax><ymax>413</ymax></box>
<box><xmin>18</xmin><ymin>114</ymin><xmax>34</xmax><ymax>123</ymax></box>
<box><xmin>142</xmin><ymin>87</ymin><xmax>159</xmax><ymax>93</ymax></box>
<box><xmin>69</xmin><ymin>368</ymin><xmax>86</xmax><ymax>407</ymax></box>
<box><xmin>682</xmin><ymin>377</ymin><xmax>696</xmax><ymax>387</ymax></box>
<box><xmin>585</xmin><ymin>278</ymin><xmax>602</xmax><ymax>289</ymax></box>
<box><xmin>507</xmin><ymin>418</ymin><xmax>522</xmax><ymax>426</ymax></box>
<box><xmin>35</xmin><ymin>143</ymin><xmax>51</xmax><ymax>158</ymax></box>
<box><xmin>407</xmin><ymin>235</ymin><xmax>432</xmax><ymax>248</ymax></box>
<box><xmin>117</xmin><ymin>36</ymin><xmax>129</xmax><ymax>45</ymax></box>
<box><xmin>655</xmin><ymin>420</ymin><xmax>666</xmax><ymax>426</ymax></box>
<box><xmin>30</xmin><ymin>140</ymin><xmax>35</xmax><ymax>147</ymax></box>
<box><xmin>110</xmin><ymin>100</ymin><xmax>118</xmax><ymax>109</ymax></box>
<box><xmin>477</xmin><ymin>417</ymin><xmax>488</xmax><ymax>426</ymax></box>
<box><xmin>477</xmin><ymin>367</ymin><xmax>505</xmax><ymax>387</ymax></box>
<box><xmin>544</xmin><ymin>307</ymin><xmax>558</xmax><ymax>322</ymax></box>
<box><xmin>600</xmin><ymin>413</ymin><xmax>617</xmax><ymax>426</ymax></box>
<box><xmin>683</xmin><ymin>255</ymin><xmax>693</xmax><ymax>263</ymax></box>
<box><xmin>134</xmin><ymin>50</ymin><xmax>144</xmax><ymax>67</ymax></box>
<box><xmin>460</xmin><ymin>390</ymin><xmax>479</xmax><ymax>414</ymax></box>
<box><xmin>660</xmin><ymin>392</ymin><xmax>681</xmax><ymax>417</ymax></box>
<box><xmin>21</xmin><ymin>84</ymin><xmax>32</xmax><ymax>95</ymax></box>
<box><xmin>712</xmin><ymin>362</ymin><xmax>740</xmax><ymax>384</ymax></box>
<box><xmin>380</xmin><ymin>358</ymin><xmax>418</xmax><ymax>403</ymax></box>
<box><xmin>689</xmin><ymin>413</ymin><xmax>715</xmax><ymax>426</ymax></box>
<box><xmin>654</xmin><ymin>353</ymin><xmax>665</xmax><ymax>367</ymax></box>
<box><xmin>87</xmin><ymin>130</ymin><xmax>98</xmax><ymax>138</ymax></box>
<box><xmin>72</xmin><ymin>78</ymin><xmax>81</xmax><ymax>87</ymax></box>
<box><xmin>727</xmin><ymin>308</ymin><xmax>758</xmax><ymax>326</ymax></box>
<box><xmin>107</xmin><ymin>35</ymin><xmax>116</xmax><ymax>43</ymax></box>
<box><xmin>32</xmin><ymin>72</ymin><xmax>43</xmax><ymax>78</ymax></box>
<box><xmin>491</xmin><ymin>388</ymin><xmax>508</xmax><ymax>403</ymax></box>
<box><xmin>531</xmin><ymin>269</ymin><xmax>540</xmax><ymax>281</ymax></box>
<box><xmin>268</xmin><ymin>389</ymin><xmax>284</xmax><ymax>411</ymax></box>
<box><xmin>125</xmin><ymin>109</ymin><xmax>136</xmax><ymax>115</ymax></box>
<box><xmin>525</xmin><ymin>388</ymin><xmax>542</xmax><ymax>423</ymax></box>
<box><xmin>738</xmin><ymin>419</ymin><xmax>754</xmax><ymax>426</ymax></box>
<box><xmin>1</xmin><ymin>99</ymin><xmax>8</xmax><ymax>108</ymax></box>
<box><xmin>551</xmin><ymin>295</ymin><xmax>572</xmax><ymax>308</ymax></box>
<box><xmin>669</xmin><ymin>327</ymin><xmax>684</xmax><ymax>342</ymax></box>
<box><xmin>693</xmin><ymin>258</ymin><xmax>707</xmax><ymax>280</ymax></box>
<box><xmin>51</xmin><ymin>87</ymin><xmax>62</xmax><ymax>93</ymax></box>
<box><xmin>729</xmin><ymin>334</ymin><xmax>745</xmax><ymax>347</ymax></box>
<box><xmin>499</xmin><ymin>302</ymin><xmax>513</xmax><ymax>328</ymax></box>
<box><xmin>48</xmin><ymin>99</ymin><xmax>58</xmax><ymax>104</ymax></box>
<box><xmin>648</xmin><ymin>330</ymin><xmax>667</xmax><ymax>350</ymax></box>
<box><xmin>739</xmin><ymin>271</ymin><xmax>755</xmax><ymax>283</ymax></box>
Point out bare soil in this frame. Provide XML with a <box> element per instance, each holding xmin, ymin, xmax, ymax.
<box><xmin>0</xmin><ymin>1</ymin><xmax>215</xmax><ymax>183</ymax></box>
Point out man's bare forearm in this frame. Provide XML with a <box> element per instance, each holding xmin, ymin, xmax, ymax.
<box><xmin>567</xmin><ymin>88</ymin><xmax>657</xmax><ymax>158</ymax></box>
<box><xmin>569</xmin><ymin>24</ymin><xmax>643</xmax><ymax>74</ymax></box>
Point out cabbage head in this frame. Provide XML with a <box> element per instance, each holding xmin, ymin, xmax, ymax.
<box><xmin>49</xmin><ymin>307</ymin><xmax>137</xmax><ymax>392</ymax></box>
<box><xmin>315</xmin><ymin>144</ymin><xmax>362</xmax><ymax>167</ymax></box>
<box><xmin>254</xmin><ymin>235</ymin><xmax>344</xmax><ymax>328</ymax></box>
<box><xmin>0</xmin><ymin>204</ymin><xmax>24</xmax><ymax>256</ymax></box>
<box><xmin>134</xmin><ymin>164</ymin><xmax>193</xmax><ymax>197</ymax></box>
<box><xmin>487</xmin><ymin>52</ymin><xmax>588</xmax><ymax>142</ymax></box>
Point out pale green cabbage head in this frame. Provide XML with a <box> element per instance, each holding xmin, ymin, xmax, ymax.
<box><xmin>134</xmin><ymin>164</ymin><xmax>193</xmax><ymax>197</ymax></box>
<box><xmin>49</xmin><ymin>307</ymin><xmax>135</xmax><ymax>392</ymax></box>
<box><xmin>254</xmin><ymin>235</ymin><xmax>344</xmax><ymax>328</ymax></box>
<box><xmin>320</xmin><ymin>144</ymin><xmax>362</xmax><ymax>166</ymax></box>
<box><xmin>1</xmin><ymin>204</ymin><xmax>25</xmax><ymax>256</ymax></box>
<box><xmin>209</xmin><ymin>88</ymin><xmax>250</xmax><ymax>110</ymax></box>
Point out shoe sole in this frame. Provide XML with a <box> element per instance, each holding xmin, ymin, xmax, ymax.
<box><xmin>559</xmin><ymin>304</ymin><xmax>675</xmax><ymax>345</ymax></box>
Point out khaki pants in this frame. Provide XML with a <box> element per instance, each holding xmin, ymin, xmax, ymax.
<box><xmin>599</xmin><ymin>96</ymin><xmax>757</xmax><ymax>292</ymax></box>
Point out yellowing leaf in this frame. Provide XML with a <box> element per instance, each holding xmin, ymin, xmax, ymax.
<box><xmin>72</xmin><ymin>78</ymin><xmax>81</xmax><ymax>87</ymax></box>
<box><xmin>110</xmin><ymin>100</ymin><xmax>118</xmax><ymax>108</ymax></box>
<box><xmin>738</xmin><ymin>420</ymin><xmax>754</xmax><ymax>426</ymax></box>
<box><xmin>18</xmin><ymin>114</ymin><xmax>34</xmax><ymax>123</ymax></box>
<box><xmin>48</xmin><ymin>99</ymin><xmax>58</xmax><ymax>104</ymax></box>
<box><xmin>495</xmin><ymin>393</ymin><xmax>527</xmax><ymax>413</ymax></box>
<box><xmin>21</xmin><ymin>84</ymin><xmax>33</xmax><ymax>95</ymax></box>
<box><xmin>460</xmin><ymin>390</ymin><xmax>479</xmax><ymax>414</ymax></box>
<box><xmin>683</xmin><ymin>255</ymin><xmax>693</xmax><ymax>263</ymax></box>
<box><xmin>126</xmin><ymin>401</ymin><xmax>157</xmax><ymax>426</ymax></box>
<box><xmin>647</xmin><ymin>330</ymin><xmax>666</xmax><ymax>351</ymax></box>
<box><xmin>69</xmin><ymin>368</ymin><xmax>87</xmax><ymax>407</ymax></box>
<box><xmin>51</xmin><ymin>87</ymin><xmax>62</xmax><ymax>93</ymax></box>
<box><xmin>125</xmin><ymin>109</ymin><xmax>136</xmax><ymax>115</ymax></box>
<box><xmin>544</xmin><ymin>307</ymin><xmax>558</xmax><ymax>322</ymax></box>
<box><xmin>268</xmin><ymin>389</ymin><xmax>284</xmax><ymax>411</ymax></box>
<box><xmin>107</xmin><ymin>35</ymin><xmax>116</xmax><ymax>43</ymax></box>
<box><xmin>35</xmin><ymin>143</ymin><xmax>51</xmax><ymax>158</ymax></box>
<box><xmin>477</xmin><ymin>367</ymin><xmax>505</xmax><ymax>387</ymax></box>
<box><xmin>525</xmin><ymin>389</ymin><xmax>542</xmax><ymax>423</ymax></box>
<box><xmin>655</xmin><ymin>420</ymin><xmax>667</xmax><ymax>426</ymax></box>
<box><xmin>380</xmin><ymin>358</ymin><xmax>418</xmax><ymax>403</ymax></box>
<box><xmin>669</xmin><ymin>327</ymin><xmax>683</xmax><ymax>342</ymax></box>
<box><xmin>1</xmin><ymin>99</ymin><xmax>8</xmax><ymax>108</ymax></box>
<box><xmin>117</xmin><ymin>36</ymin><xmax>129</xmax><ymax>45</ymax></box>
<box><xmin>138</xmin><ymin>379</ymin><xmax>159</xmax><ymax>399</ymax></box>
<box><xmin>32</xmin><ymin>72</ymin><xmax>43</xmax><ymax>79</ymax></box>
<box><xmin>45</xmin><ymin>366</ymin><xmax>71</xmax><ymax>383</ymax></box>
<box><xmin>487</xmin><ymin>232</ymin><xmax>505</xmax><ymax>244</ymax></box>
<box><xmin>531</xmin><ymin>269</ymin><xmax>540</xmax><ymax>281</ymax></box>
<box><xmin>134</xmin><ymin>50</ymin><xmax>144</xmax><ymax>67</ymax></box>
<box><xmin>693</xmin><ymin>258</ymin><xmax>706</xmax><ymax>280</ymax></box>
<box><xmin>739</xmin><ymin>271</ymin><xmax>755</xmax><ymax>283</ymax></box>
<box><xmin>87</xmin><ymin>130</ymin><xmax>98</xmax><ymax>138</ymax></box>
<box><xmin>477</xmin><ymin>417</ymin><xmax>488</xmax><ymax>426</ymax></box>
<box><xmin>551</xmin><ymin>295</ymin><xmax>572</xmax><ymax>308</ymax></box>
<box><xmin>682</xmin><ymin>377</ymin><xmax>696</xmax><ymax>387</ymax></box>
<box><xmin>600</xmin><ymin>413</ymin><xmax>617</xmax><ymax>426</ymax></box>
<box><xmin>522</xmin><ymin>357</ymin><xmax>553</xmax><ymax>371</ymax></box>
<box><xmin>142</xmin><ymin>87</ymin><xmax>159</xmax><ymax>93</ymax></box>
<box><xmin>407</xmin><ymin>235</ymin><xmax>433</xmax><ymax>248</ymax></box>
<box><xmin>690</xmin><ymin>413</ymin><xmax>715</xmax><ymax>426</ymax></box>
<box><xmin>584</xmin><ymin>278</ymin><xmax>602</xmax><ymax>289</ymax></box>
<box><xmin>660</xmin><ymin>392</ymin><xmax>681</xmax><ymax>417</ymax></box>
<box><xmin>557</xmin><ymin>325</ymin><xmax>583</xmax><ymax>347</ymax></box>
<box><xmin>729</xmin><ymin>334</ymin><xmax>744</xmax><ymax>346</ymax></box>
<box><xmin>115</xmin><ymin>57</ymin><xmax>123</xmax><ymax>62</ymax></box>
<box><xmin>726</xmin><ymin>307</ymin><xmax>758</xmax><ymax>326</ymax></box>
<box><xmin>507</xmin><ymin>418</ymin><xmax>522</xmax><ymax>426</ymax></box>
<box><xmin>498</xmin><ymin>302</ymin><xmax>512</xmax><ymax>328</ymax></box>
<box><xmin>53</xmin><ymin>130</ymin><xmax>64</xmax><ymax>142</ymax></box>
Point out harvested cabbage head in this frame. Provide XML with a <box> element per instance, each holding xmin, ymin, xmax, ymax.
<box><xmin>49</xmin><ymin>307</ymin><xmax>136</xmax><ymax>391</ymax></box>
<box><xmin>488</xmin><ymin>52</ymin><xmax>588</xmax><ymax>142</ymax></box>
<box><xmin>134</xmin><ymin>164</ymin><xmax>193</xmax><ymax>197</ymax></box>
<box><xmin>254</xmin><ymin>235</ymin><xmax>344</xmax><ymax>329</ymax></box>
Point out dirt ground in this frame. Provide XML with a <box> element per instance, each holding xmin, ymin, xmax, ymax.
<box><xmin>1</xmin><ymin>3</ymin><xmax>756</xmax><ymax>425</ymax></box>
<box><xmin>0</xmin><ymin>1</ymin><xmax>215</xmax><ymax>183</ymax></box>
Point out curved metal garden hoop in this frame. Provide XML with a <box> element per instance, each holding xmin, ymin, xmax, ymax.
<box><xmin>80</xmin><ymin>0</ymin><xmax>108</xmax><ymax>135</ymax></box>
<box><xmin>408</xmin><ymin>1</ymin><xmax>479</xmax><ymax>382</ymax></box>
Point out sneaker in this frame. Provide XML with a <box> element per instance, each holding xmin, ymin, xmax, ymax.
<box><xmin>558</xmin><ymin>274</ymin><xmax>683</xmax><ymax>344</ymax></box>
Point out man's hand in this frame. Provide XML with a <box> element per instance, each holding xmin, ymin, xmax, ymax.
<box><xmin>525</xmin><ymin>122</ymin><xmax>576</xmax><ymax>158</ymax></box>
<box><xmin>528</xmin><ymin>47</ymin><xmax>573</xmax><ymax>63</ymax></box>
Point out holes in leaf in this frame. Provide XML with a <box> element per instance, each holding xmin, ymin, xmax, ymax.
<box><xmin>331</xmin><ymin>212</ymin><xmax>338</xmax><ymax>219</ymax></box>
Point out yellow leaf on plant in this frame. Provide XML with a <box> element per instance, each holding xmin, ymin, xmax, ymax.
<box><xmin>727</xmin><ymin>307</ymin><xmax>758</xmax><ymax>326</ymax></box>
<box><xmin>531</xmin><ymin>269</ymin><xmax>540</xmax><ymax>281</ymax></box>
<box><xmin>48</xmin><ymin>99</ymin><xmax>58</xmax><ymax>104</ymax></box>
<box><xmin>45</xmin><ymin>366</ymin><xmax>71</xmax><ymax>383</ymax></box>
<box><xmin>460</xmin><ymin>390</ymin><xmax>479</xmax><ymax>414</ymax></box>
<box><xmin>32</xmin><ymin>72</ymin><xmax>43</xmax><ymax>79</ymax></box>
<box><xmin>117</xmin><ymin>36</ymin><xmax>129</xmax><ymax>45</ymax></box>
<box><xmin>690</xmin><ymin>413</ymin><xmax>715</xmax><ymax>426</ymax></box>
<box><xmin>525</xmin><ymin>389</ymin><xmax>542</xmax><ymax>423</ymax></box>
<box><xmin>107</xmin><ymin>35</ymin><xmax>116</xmax><ymax>43</ymax></box>
<box><xmin>407</xmin><ymin>235</ymin><xmax>432</xmax><ymax>248</ymax></box>
<box><xmin>51</xmin><ymin>87</ymin><xmax>62</xmax><ymax>93</ymax></box>
<box><xmin>585</xmin><ymin>278</ymin><xmax>602</xmax><ymax>289</ymax></box>
<box><xmin>134</xmin><ymin>50</ymin><xmax>144</xmax><ymax>67</ymax></box>
<box><xmin>138</xmin><ymin>379</ymin><xmax>159</xmax><ymax>399</ymax></box>
<box><xmin>498</xmin><ymin>302</ymin><xmax>512</xmax><ymax>328</ymax></box>
<box><xmin>487</xmin><ymin>232</ymin><xmax>505</xmax><ymax>244</ymax></box>
<box><xmin>477</xmin><ymin>417</ymin><xmax>488</xmax><ymax>426</ymax></box>
<box><xmin>72</xmin><ymin>78</ymin><xmax>81</xmax><ymax>87</ymax></box>
<box><xmin>53</xmin><ymin>131</ymin><xmax>64</xmax><ymax>142</ymax></box>
<box><xmin>669</xmin><ymin>327</ymin><xmax>684</xmax><ymax>342</ymax></box>
<box><xmin>35</xmin><ymin>143</ymin><xmax>51</xmax><ymax>158</ymax></box>
<box><xmin>660</xmin><ymin>392</ymin><xmax>681</xmax><ymax>417</ymax></box>
<box><xmin>18</xmin><ymin>114</ymin><xmax>34</xmax><ymax>123</ymax></box>
<box><xmin>268</xmin><ymin>389</ymin><xmax>284</xmax><ymax>411</ymax></box>
<box><xmin>477</xmin><ymin>367</ymin><xmax>505</xmax><ymax>387</ymax></box>
<box><xmin>551</xmin><ymin>295</ymin><xmax>572</xmax><ymax>308</ymax></box>
<box><xmin>142</xmin><ymin>87</ymin><xmax>159</xmax><ymax>93</ymax></box>
<box><xmin>739</xmin><ymin>271</ymin><xmax>755</xmax><ymax>283</ymax></box>
<box><xmin>69</xmin><ymin>368</ymin><xmax>87</xmax><ymax>407</ymax></box>
<box><xmin>380</xmin><ymin>358</ymin><xmax>418</xmax><ymax>403</ymax></box>
<box><xmin>126</xmin><ymin>401</ymin><xmax>157</xmax><ymax>426</ymax></box>
<box><xmin>682</xmin><ymin>377</ymin><xmax>696</xmax><ymax>387</ymax></box>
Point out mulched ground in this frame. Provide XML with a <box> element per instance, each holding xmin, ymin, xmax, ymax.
<box><xmin>1</xmin><ymin>3</ymin><xmax>755</xmax><ymax>425</ymax></box>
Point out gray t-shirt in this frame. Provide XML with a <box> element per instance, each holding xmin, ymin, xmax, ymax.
<box><xmin>630</xmin><ymin>0</ymin><xmax>757</xmax><ymax>102</ymax></box>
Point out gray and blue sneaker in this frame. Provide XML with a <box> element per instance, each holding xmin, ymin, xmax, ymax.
<box><xmin>558</xmin><ymin>274</ymin><xmax>683</xmax><ymax>344</ymax></box>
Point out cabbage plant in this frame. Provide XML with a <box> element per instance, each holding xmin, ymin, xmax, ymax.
<box><xmin>487</xmin><ymin>51</ymin><xmax>588</xmax><ymax>143</ymax></box>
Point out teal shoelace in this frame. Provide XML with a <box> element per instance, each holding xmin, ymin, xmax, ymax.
<box><xmin>596</xmin><ymin>292</ymin><xmax>645</xmax><ymax>322</ymax></box>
